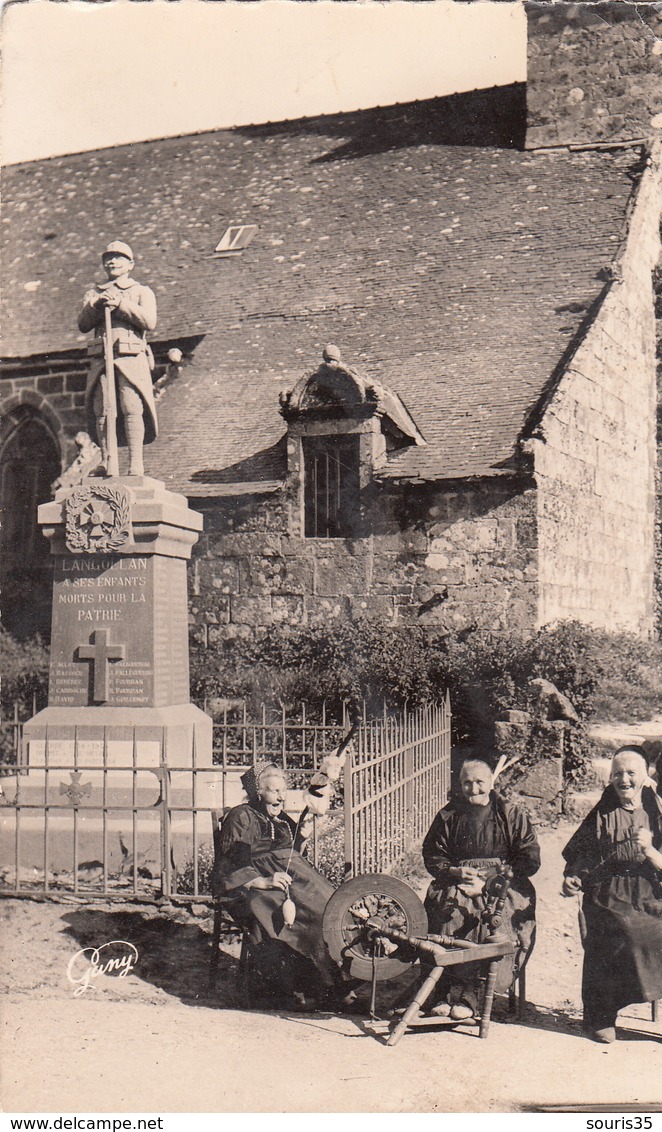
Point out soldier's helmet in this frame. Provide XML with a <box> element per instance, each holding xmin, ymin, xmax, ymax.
<box><xmin>102</xmin><ymin>241</ymin><xmax>134</xmax><ymax>261</ymax></box>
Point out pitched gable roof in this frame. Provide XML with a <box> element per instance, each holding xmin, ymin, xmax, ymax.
<box><xmin>1</xmin><ymin>88</ymin><xmax>642</xmax><ymax>492</ymax></box>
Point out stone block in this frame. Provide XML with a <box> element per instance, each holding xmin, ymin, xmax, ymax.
<box><xmin>373</xmin><ymin>529</ymin><xmax>429</xmax><ymax>554</ymax></box>
<box><xmin>516</xmin><ymin>516</ymin><xmax>538</xmax><ymax>550</ymax></box>
<box><xmin>446</xmin><ymin>520</ymin><xmax>498</xmax><ymax>552</ymax></box>
<box><xmin>65</xmin><ymin>374</ymin><xmax>87</xmax><ymax>393</ymax></box>
<box><xmin>417</xmin><ymin>566</ymin><xmax>465</xmax><ymax>587</ymax></box>
<box><xmin>238</xmin><ymin>555</ymin><xmax>286</xmax><ymax>594</ymax></box>
<box><xmin>315</xmin><ymin>553</ymin><xmax>371</xmax><ymax>597</ymax></box>
<box><xmin>500</xmin><ymin>710</ymin><xmax>532</xmax><ymax>725</ymax></box>
<box><xmin>196</xmin><ymin>558</ymin><xmax>239</xmax><ymax>595</ymax></box>
<box><xmin>445</xmin><ymin>493</ymin><xmax>477</xmax><ymax>523</ymax></box>
<box><xmin>229</xmin><ymin>595</ymin><xmax>274</xmax><ymax>627</ymax></box>
<box><xmin>500</xmin><ymin>594</ymin><xmax>537</xmax><ymax>630</ymax></box>
<box><xmin>222</xmin><ymin>623</ymin><xmax>255</xmax><ymax>641</ymax></box>
<box><xmin>493</xmin><ymin>518</ymin><xmax>517</xmax><ymax>549</ymax></box>
<box><xmin>305</xmin><ymin>596</ymin><xmax>351</xmax><ymax>623</ymax></box>
<box><xmin>349</xmin><ymin>595</ymin><xmax>396</xmax><ymax>621</ymax></box>
<box><xmin>210</xmin><ymin>532</ymin><xmax>282</xmax><ymax>557</ymax></box>
<box><xmin>202</xmin><ymin>594</ymin><xmax>230</xmax><ymax>625</ymax></box>
<box><xmin>38</xmin><ymin>481</ymin><xmax>203</xmax><ymax>712</ymax></box>
<box><xmin>372</xmin><ymin>580</ymin><xmax>414</xmax><ymax>598</ymax></box>
<box><xmin>459</xmin><ymin>582</ymin><xmax>510</xmax><ymax>606</ymax></box>
<box><xmin>48</xmin><ymin>393</ymin><xmax>74</xmax><ymax>411</ymax></box>
<box><xmin>372</xmin><ymin>555</ymin><xmax>417</xmax><ymax>587</ymax></box>
<box><xmin>238</xmin><ymin>554</ymin><xmax>313</xmax><ymax>596</ymax></box>
<box><xmin>428</xmin><ymin>531</ymin><xmax>466</xmax><ymax>555</ymax></box>
<box><xmin>271</xmin><ymin>595</ymin><xmax>305</xmax><ymax>624</ymax></box>
<box><xmin>37</xmin><ymin>375</ymin><xmax>64</xmax><ymax>395</ymax></box>
<box><xmin>516</xmin><ymin>757</ymin><xmax>563</xmax><ymax>803</ymax></box>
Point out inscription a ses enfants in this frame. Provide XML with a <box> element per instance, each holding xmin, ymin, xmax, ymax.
<box><xmin>58</xmin><ymin>556</ymin><xmax>147</xmax><ymax>622</ymax></box>
<box><xmin>50</xmin><ymin>556</ymin><xmax>155</xmax><ymax>707</ymax></box>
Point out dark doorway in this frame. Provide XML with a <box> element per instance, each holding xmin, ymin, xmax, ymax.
<box><xmin>1</xmin><ymin>406</ymin><xmax>61</xmax><ymax>639</ymax></box>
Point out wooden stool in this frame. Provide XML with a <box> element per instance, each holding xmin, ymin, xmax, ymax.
<box><xmin>384</xmin><ymin>937</ymin><xmax>515</xmax><ymax>1045</ymax></box>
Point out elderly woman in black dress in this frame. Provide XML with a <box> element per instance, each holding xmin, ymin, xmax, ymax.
<box><xmin>213</xmin><ymin>759</ymin><xmax>342</xmax><ymax>1007</ymax></box>
<box><xmin>422</xmin><ymin>758</ymin><xmax>541</xmax><ymax>1019</ymax></box>
<box><xmin>562</xmin><ymin>746</ymin><xmax>662</xmax><ymax>1043</ymax></box>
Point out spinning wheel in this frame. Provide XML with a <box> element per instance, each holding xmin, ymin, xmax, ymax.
<box><xmin>323</xmin><ymin>872</ymin><xmax>516</xmax><ymax>1045</ymax></box>
<box><xmin>323</xmin><ymin>873</ymin><xmax>428</xmax><ymax>982</ymax></box>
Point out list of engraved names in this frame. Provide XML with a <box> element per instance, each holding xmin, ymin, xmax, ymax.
<box><xmin>50</xmin><ymin>556</ymin><xmax>154</xmax><ymax>707</ymax></box>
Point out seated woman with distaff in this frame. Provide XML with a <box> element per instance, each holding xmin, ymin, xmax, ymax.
<box><xmin>212</xmin><ymin>759</ymin><xmax>343</xmax><ymax>1008</ymax></box>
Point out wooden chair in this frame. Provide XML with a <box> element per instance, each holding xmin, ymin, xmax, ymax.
<box><xmin>208</xmin><ymin>897</ymin><xmax>253</xmax><ymax>999</ymax></box>
<box><xmin>507</xmin><ymin>927</ymin><xmax>535</xmax><ymax>1021</ymax></box>
<box><xmin>208</xmin><ymin>809</ymin><xmax>254</xmax><ymax>1001</ymax></box>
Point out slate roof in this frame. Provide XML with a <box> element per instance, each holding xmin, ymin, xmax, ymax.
<box><xmin>1</xmin><ymin>87</ymin><xmax>643</xmax><ymax>491</ymax></box>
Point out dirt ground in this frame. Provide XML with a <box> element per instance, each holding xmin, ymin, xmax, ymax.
<box><xmin>1</xmin><ymin>820</ymin><xmax>660</xmax><ymax>1114</ymax></box>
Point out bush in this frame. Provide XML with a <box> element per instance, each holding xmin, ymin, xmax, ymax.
<box><xmin>431</xmin><ymin>620</ymin><xmax>662</xmax><ymax>740</ymax></box>
<box><xmin>190</xmin><ymin>619</ymin><xmax>441</xmax><ymax>719</ymax></box>
<box><xmin>313</xmin><ymin>813</ymin><xmax>346</xmax><ymax>887</ymax></box>
<box><xmin>191</xmin><ymin>619</ymin><xmax>661</xmax><ymax>784</ymax></box>
<box><xmin>0</xmin><ymin>629</ymin><xmax>49</xmax><ymax>718</ymax></box>
<box><xmin>176</xmin><ymin>843</ymin><xmax>214</xmax><ymax>897</ymax></box>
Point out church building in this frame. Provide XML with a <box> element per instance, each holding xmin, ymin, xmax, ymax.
<box><xmin>2</xmin><ymin>2</ymin><xmax>661</xmax><ymax>642</ymax></box>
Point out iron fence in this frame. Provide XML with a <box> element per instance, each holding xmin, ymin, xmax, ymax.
<box><xmin>344</xmin><ymin>694</ymin><xmax>451</xmax><ymax>875</ymax></box>
<box><xmin>0</xmin><ymin>697</ymin><xmax>451</xmax><ymax>901</ymax></box>
<box><xmin>206</xmin><ymin>699</ymin><xmax>352</xmax><ymax>772</ymax></box>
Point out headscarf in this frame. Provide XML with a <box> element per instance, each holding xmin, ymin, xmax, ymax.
<box><xmin>240</xmin><ymin>760</ymin><xmax>282</xmax><ymax>803</ymax></box>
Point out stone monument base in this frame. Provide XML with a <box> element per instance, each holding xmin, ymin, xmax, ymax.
<box><xmin>23</xmin><ymin>702</ymin><xmax>211</xmax><ymax>765</ymax></box>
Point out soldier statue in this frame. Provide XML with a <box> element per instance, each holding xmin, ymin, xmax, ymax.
<box><xmin>78</xmin><ymin>241</ymin><xmax>157</xmax><ymax>477</ymax></box>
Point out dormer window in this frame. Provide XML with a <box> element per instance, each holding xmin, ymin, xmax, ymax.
<box><xmin>280</xmin><ymin>346</ymin><xmax>425</xmax><ymax>541</ymax></box>
<box><xmin>214</xmin><ymin>225</ymin><xmax>258</xmax><ymax>256</ymax></box>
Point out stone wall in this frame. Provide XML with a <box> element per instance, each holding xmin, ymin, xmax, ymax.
<box><xmin>526</xmin><ymin>2</ymin><xmax>662</xmax><ymax>149</ymax></box>
<box><xmin>189</xmin><ymin>478</ymin><xmax>539</xmax><ymax>645</ymax></box>
<box><xmin>0</xmin><ymin>360</ymin><xmax>89</xmax><ymax>471</ymax></box>
<box><xmin>531</xmin><ymin>143</ymin><xmax>662</xmax><ymax>636</ymax></box>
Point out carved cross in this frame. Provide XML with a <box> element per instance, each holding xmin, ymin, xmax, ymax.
<box><xmin>77</xmin><ymin>629</ymin><xmax>125</xmax><ymax>703</ymax></box>
<box><xmin>60</xmin><ymin>771</ymin><xmax>92</xmax><ymax>807</ymax></box>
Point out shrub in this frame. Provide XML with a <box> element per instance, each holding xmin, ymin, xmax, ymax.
<box><xmin>190</xmin><ymin>619</ymin><xmax>441</xmax><ymax>719</ymax></box>
<box><xmin>191</xmin><ymin>619</ymin><xmax>661</xmax><ymax>786</ymax></box>
<box><xmin>0</xmin><ymin>629</ymin><xmax>49</xmax><ymax>718</ymax></box>
<box><xmin>176</xmin><ymin>843</ymin><xmax>214</xmax><ymax>897</ymax></box>
<box><xmin>431</xmin><ymin>620</ymin><xmax>662</xmax><ymax>739</ymax></box>
<box><xmin>313</xmin><ymin>813</ymin><xmax>346</xmax><ymax>887</ymax></box>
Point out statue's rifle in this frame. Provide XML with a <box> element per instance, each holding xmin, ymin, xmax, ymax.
<box><xmin>103</xmin><ymin>303</ymin><xmax>120</xmax><ymax>477</ymax></box>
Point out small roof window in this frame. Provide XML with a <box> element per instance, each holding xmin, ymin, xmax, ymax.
<box><xmin>214</xmin><ymin>224</ymin><xmax>258</xmax><ymax>256</ymax></box>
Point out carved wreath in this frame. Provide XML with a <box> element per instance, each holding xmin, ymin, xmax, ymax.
<box><xmin>65</xmin><ymin>485</ymin><xmax>132</xmax><ymax>553</ymax></box>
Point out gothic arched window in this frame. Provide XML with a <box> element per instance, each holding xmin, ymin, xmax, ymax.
<box><xmin>1</xmin><ymin>406</ymin><xmax>61</xmax><ymax>638</ymax></box>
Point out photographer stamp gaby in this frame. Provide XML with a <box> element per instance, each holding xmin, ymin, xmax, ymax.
<box><xmin>66</xmin><ymin>940</ymin><xmax>139</xmax><ymax>996</ymax></box>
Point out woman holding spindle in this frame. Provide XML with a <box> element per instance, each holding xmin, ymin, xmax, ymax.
<box><xmin>213</xmin><ymin>756</ymin><xmax>348</xmax><ymax>1008</ymax></box>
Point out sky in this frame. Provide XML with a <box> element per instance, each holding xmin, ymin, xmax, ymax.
<box><xmin>1</xmin><ymin>1</ymin><xmax>526</xmax><ymax>166</ymax></box>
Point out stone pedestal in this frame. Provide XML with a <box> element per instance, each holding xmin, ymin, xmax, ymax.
<box><xmin>13</xmin><ymin>478</ymin><xmax>214</xmax><ymax>886</ymax></box>
<box><xmin>25</xmin><ymin>476</ymin><xmax>210</xmax><ymax>757</ymax></box>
